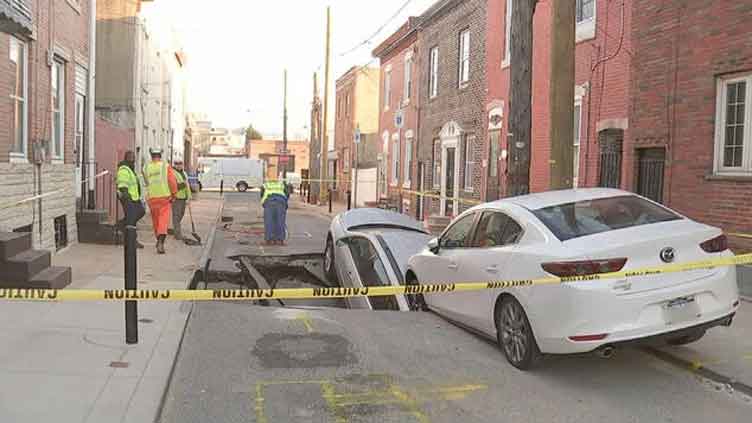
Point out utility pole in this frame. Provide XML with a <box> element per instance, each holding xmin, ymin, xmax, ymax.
<box><xmin>309</xmin><ymin>72</ymin><xmax>320</xmax><ymax>203</ymax></box>
<box><xmin>549</xmin><ymin>0</ymin><xmax>576</xmax><ymax>189</ymax></box>
<box><xmin>319</xmin><ymin>6</ymin><xmax>332</xmax><ymax>203</ymax></box>
<box><xmin>283</xmin><ymin>68</ymin><xmax>288</xmax><ymax>180</ymax></box>
<box><xmin>507</xmin><ymin>0</ymin><xmax>537</xmax><ymax>196</ymax></box>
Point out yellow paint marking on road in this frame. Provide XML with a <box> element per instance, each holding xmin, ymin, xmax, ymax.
<box><xmin>388</xmin><ymin>384</ymin><xmax>431</xmax><ymax>423</ymax></box>
<box><xmin>423</xmin><ymin>384</ymin><xmax>488</xmax><ymax>401</ymax></box>
<box><xmin>255</xmin><ymin>383</ymin><xmax>267</xmax><ymax>423</ymax></box>
<box><xmin>295</xmin><ymin>312</ymin><xmax>315</xmax><ymax>333</ymax></box>
<box><xmin>320</xmin><ymin>381</ymin><xmax>348</xmax><ymax>423</ymax></box>
<box><xmin>744</xmin><ymin>353</ymin><xmax>752</xmax><ymax>361</ymax></box>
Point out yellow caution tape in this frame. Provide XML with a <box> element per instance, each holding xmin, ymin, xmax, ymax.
<box><xmin>398</xmin><ymin>188</ymin><xmax>483</xmax><ymax>206</ymax></box>
<box><xmin>728</xmin><ymin>233</ymin><xmax>752</xmax><ymax>240</ymax></box>
<box><xmin>2</xmin><ymin>253</ymin><xmax>751</xmax><ymax>302</ymax></box>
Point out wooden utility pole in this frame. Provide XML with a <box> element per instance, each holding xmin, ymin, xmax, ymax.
<box><xmin>319</xmin><ymin>6</ymin><xmax>332</xmax><ymax>203</ymax></box>
<box><xmin>548</xmin><ymin>0</ymin><xmax>576</xmax><ymax>189</ymax></box>
<box><xmin>282</xmin><ymin>68</ymin><xmax>288</xmax><ymax>180</ymax></box>
<box><xmin>309</xmin><ymin>72</ymin><xmax>321</xmax><ymax>203</ymax></box>
<box><xmin>507</xmin><ymin>0</ymin><xmax>537</xmax><ymax>196</ymax></box>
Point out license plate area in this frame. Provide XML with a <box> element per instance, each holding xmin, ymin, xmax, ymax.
<box><xmin>662</xmin><ymin>295</ymin><xmax>700</xmax><ymax>326</ymax></box>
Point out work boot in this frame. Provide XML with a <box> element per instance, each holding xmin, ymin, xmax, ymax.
<box><xmin>156</xmin><ymin>235</ymin><xmax>166</xmax><ymax>254</ymax></box>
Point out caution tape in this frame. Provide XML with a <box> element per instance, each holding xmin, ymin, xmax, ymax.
<box><xmin>398</xmin><ymin>188</ymin><xmax>483</xmax><ymax>206</ymax></box>
<box><xmin>0</xmin><ymin>170</ymin><xmax>110</xmax><ymax>211</ymax></box>
<box><xmin>2</xmin><ymin>253</ymin><xmax>751</xmax><ymax>302</ymax></box>
<box><xmin>729</xmin><ymin>233</ymin><xmax>752</xmax><ymax>240</ymax></box>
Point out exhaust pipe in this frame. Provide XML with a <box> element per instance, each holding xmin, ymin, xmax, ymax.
<box><xmin>596</xmin><ymin>346</ymin><xmax>615</xmax><ymax>359</ymax></box>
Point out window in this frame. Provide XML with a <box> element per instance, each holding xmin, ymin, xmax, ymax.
<box><xmin>9</xmin><ymin>36</ymin><xmax>28</xmax><ymax>157</ymax></box>
<box><xmin>404</xmin><ymin>55</ymin><xmax>413</xmax><ymax>103</ymax></box>
<box><xmin>429</xmin><ymin>46</ymin><xmax>439</xmax><ymax>98</ymax></box>
<box><xmin>384</xmin><ymin>69</ymin><xmax>391</xmax><ymax>110</ymax></box>
<box><xmin>52</xmin><ymin>58</ymin><xmax>66</xmax><ymax>159</ymax></box>
<box><xmin>54</xmin><ymin>215</ymin><xmax>68</xmax><ymax>251</ymax></box>
<box><xmin>344</xmin><ymin>148</ymin><xmax>350</xmax><ymax>173</ymax></box>
<box><xmin>576</xmin><ymin>0</ymin><xmax>595</xmax><ymax>23</ymax></box>
<box><xmin>473</xmin><ymin>212</ymin><xmax>523</xmax><ymax>248</ymax></box>
<box><xmin>532</xmin><ymin>195</ymin><xmax>681</xmax><ymax>242</ymax></box>
<box><xmin>433</xmin><ymin>139</ymin><xmax>441</xmax><ymax>189</ymax></box>
<box><xmin>440</xmin><ymin>213</ymin><xmax>476</xmax><ymax>249</ymax></box>
<box><xmin>346</xmin><ymin>93</ymin><xmax>350</xmax><ymax>116</ymax></box>
<box><xmin>503</xmin><ymin>0</ymin><xmax>513</xmax><ymax>66</ymax></box>
<box><xmin>391</xmin><ymin>134</ymin><xmax>400</xmax><ymax>185</ymax></box>
<box><xmin>346</xmin><ymin>237</ymin><xmax>399</xmax><ymax>311</ymax></box>
<box><xmin>404</xmin><ymin>137</ymin><xmax>412</xmax><ymax>186</ymax></box>
<box><xmin>715</xmin><ymin>76</ymin><xmax>751</xmax><ymax>173</ymax></box>
<box><xmin>489</xmin><ymin>130</ymin><xmax>500</xmax><ymax>179</ymax></box>
<box><xmin>463</xmin><ymin>135</ymin><xmax>474</xmax><ymax>190</ymax></box>
<box><xmin>458</xmin><ymin>29</ymin><xmax>470</xmax><ymax>85</ymax></box>
<box><xmin>573</xmin><ymin>102</ymin><xmax>582</xmax><ymax>187</ymax></box>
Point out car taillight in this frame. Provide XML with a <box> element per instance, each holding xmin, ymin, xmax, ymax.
<box><xmin>700</xmin><ymin>234</ymin><xmax>728</xmax><ymax>253</ymax></box>
<box><xmin>541</xmin><ymin>258</ymin><xmax>628</xmax><ymax>278</ymax></box>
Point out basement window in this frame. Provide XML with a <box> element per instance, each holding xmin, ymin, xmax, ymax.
<box><xmin>54</xmin><ymin>215</ymin><xmax>68</xmax><ymax>251</ymax></box>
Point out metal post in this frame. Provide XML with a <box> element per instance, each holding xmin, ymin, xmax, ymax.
<box><xmin>220</xmin><ymin>179</ymin><xmax>224</xmax><ymax>196</ymax></box>
<box><xmin>124</xmin><ymin>225</ymin><xmax>138</xmax><ymax>344</ymax></box>
<box><xmin>328</xmin><ymin>188</ymin><xmax>333</xmax><ymax>214</ymax></box>
<box><xmin>347</xmin><ymin>190</ymin><xmax>351</xmax><ymax>210</ymax></box>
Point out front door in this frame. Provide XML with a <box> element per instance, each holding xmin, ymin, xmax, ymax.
<box><xmin>441</xmin><ymin>146</ymin><xmax>458</xmax><ymax>216</ymax></box>
<box><xmin>416</xmin><ymin>162</ymin><xmax>424</xmax><ymax>220</ymax></box>
<box><xmin>636</xmin><ymin>148</ymin><xmax>666</xmax><ymax>204</ymax></box>
<box><xmin>74</xmin><ymin>94</ymin><xmax>86</xmax><ymax>202</ymax></box>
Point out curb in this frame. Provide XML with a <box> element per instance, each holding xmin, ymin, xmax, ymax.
<box><xmin>644</xmin><ymin>346</ymin><xmax>752</xmax><ymax>397</ymax></box>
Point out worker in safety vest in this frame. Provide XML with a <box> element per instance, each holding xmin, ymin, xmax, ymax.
<box><xmin>116</xmin><ymin>150</ymin><xmax>145</xmax><ymax>249</ymax></box>
<box><xmin>143</xmin><ymin>147</ymin><xmax>178</xmax><ymax>254</ymax></box>
<box><xmin>259</xmin><ymin>178</ymin><xmax>290</xmax><ymax>245</ymax></box>
<box><xmin>170</xmin><ymin>159</ymin><xmax>192</xmax><ymax>240</ymax></box>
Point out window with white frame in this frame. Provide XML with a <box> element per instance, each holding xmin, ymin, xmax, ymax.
<box><xmin>464</xmin><ymin>135</ymin><xmax>475</xmax><ymax>191</ymax></box>
<box><xmin>52</xmin><ymin>57</ymin><xmax>66</xmax><ymax>160</ymax></box>
<box><xmin>458</xmin><ymin>29</ymin><xmax>470</xmax><ymax>85</ymax></box>
<box><xmin>10</xmin><ymin>36</ymin><xmax>28</xmax><ymax>157</ymax></box>
<box><xmin>391</xmin><ymin>133</ymin><xmax>400</xmax><ymax>185</ymax></box>
<box><xmin>404</xmin><ymin>55</ymin><xmax>413</xmax><ymax>103</ymax></box>
<box><xmin>404</xmin><ymin>137</ymin><xmax>412</xmax><ymax>186</ymax></box>
<box><xmin>429</xmin><ymin>46</ymin><xmax>439</xmax><ymax>98</ymax></box>
<box><xmin>433</xmin><ymin>139</ymin><xmax>441</xmax><ymax>189</ymax></box>
<box><xmin>573</xmin><ymin>101</ymin><xmax>582</xmax><ymax>187</ymax></box>
<box><xmin>503</xmin><ymin>0</ymin><xmax>512</xmax><ymax>66</ymax></box>
<box><xmin>384</xmin><ymin>69</ymin><xmax>392</xmax><ymax>110</ymax></box>
<box><xmin>575</xmin><ymin>0</ymin><xmax>596</xmax><ymax>41</ymax></box>
<box><xmin>715</xmin><ymin>76</ymin><xmax>752</xmax><ymax>174</ymax></box>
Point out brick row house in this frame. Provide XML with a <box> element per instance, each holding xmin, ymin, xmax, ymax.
<box><xmin>1</xmin><ymin>0</ymin><xmax>94</xmax><ymax>251</ymax></box>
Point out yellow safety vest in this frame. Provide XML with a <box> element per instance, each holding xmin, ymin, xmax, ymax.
<box><xmin>174</xmin><ymin>170</ymin><xmax>192</xmax><ymax>200</ymax></box>
<box><xmin>116</xmin><ymin>165</ymin><xmax>141</xmax><ymax>201</ymax></box>
<box><xmin>261</xmin><ymin>181</ymin><xmax>286</xmax><ymax>204</ymax></box>
<box><xmin>144</xmin><ymin>161</ymin><xmax>170</xmax><ymax>199</ymax></box>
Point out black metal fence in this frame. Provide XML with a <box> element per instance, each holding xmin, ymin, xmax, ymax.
<box><xmin>599</xmin><ymin>151</ymin><xmax>622</xmax><ymax>188</ymax></box>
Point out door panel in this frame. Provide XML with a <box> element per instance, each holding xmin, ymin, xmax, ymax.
<box><xmin>346</xmin><ymin>237</ymin><xmax>400</xmax><ymax>311</ymax></box>
<box><xmin>335</xmin><ymin>241</ymin><xmax>371</xmax><ymax>309</ymax></box>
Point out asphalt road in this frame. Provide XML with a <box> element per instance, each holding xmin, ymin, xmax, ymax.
<box><xmin>160</xmin><ymin>304</ymin><xmax>751</xmax><ymax>423</ymax></box>
<box><xmin>160</xmin><ymin>193</ymin><xmax>752</xmax><ymax>422</ymax></box>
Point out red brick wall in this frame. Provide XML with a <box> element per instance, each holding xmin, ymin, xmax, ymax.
<box><xmin>631</xmin><ymin>0</ymin><xmax>752</xmax><ymax>247</ymax></box>
<box><xmin>334</xmin><ymin>74</ymin><xmax>356</xmax><ymax>199</ymax></box>
<box><xmin>485</xmin><ymin>0</ymin><xmax>631</xmax><ymax>196</ymax></box>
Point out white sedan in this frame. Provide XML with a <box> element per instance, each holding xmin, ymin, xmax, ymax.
<box><xmin>406</xmin><ymin>188</ymin><xmax>740</xmax><ymax>369</ymax></box>
<box><xmin>324</xmin><ymin>208</ymin><xmax>434</xmax><ymax>311</ymax></box>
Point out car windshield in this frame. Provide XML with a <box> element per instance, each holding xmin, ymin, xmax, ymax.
<box><xmin>531</xmin><ymin>195</ymin><xmax>682</xmax><ymax>241</ymax></box>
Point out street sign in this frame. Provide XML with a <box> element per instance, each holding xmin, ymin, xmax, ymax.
<box><xmin>354</xmin><ymin>127</ymin><xmax>361</xmax><ymax>144</ymax></box>
<box><xmin>278</xmin><ymin>155</ymin><xmax>290</xmax><ymax>164</ymax></box>
<box><xmin>394</xmin><ymin>109</ymin><xmax>405</xmax><ymax>129</ymax></box>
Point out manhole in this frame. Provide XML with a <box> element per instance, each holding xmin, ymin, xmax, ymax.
<box><xmin>109</xmin><ymin>361</ymin><xmax>129</xmax><ymax>368</ymax></box>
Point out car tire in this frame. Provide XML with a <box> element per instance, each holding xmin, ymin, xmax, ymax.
<box><xmin>666</xmin><ymin>329</ymin><xmax>706</xmax><ymax>346</ymax></box>
<box><xmin>496</xmin><ymin>297</ymin><xmax>541</xmax><ymax>370</ymax></box>
<box><xmin>405</xmin><ymin>275</ymin><xmax>428</xmax><ymax>312</ymax></box>
<box><xmin>236</xmin><ymin>182</ymin><xmax>249</xmax><ymax>192</ymax></box>
<box><xmin>324</xmin><ymin>236</ymin><xmax>338</xmax><ymax>285</ymax></box>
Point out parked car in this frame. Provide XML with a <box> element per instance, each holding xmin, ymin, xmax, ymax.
<box><xmin>406</xmin><ymin>188</ymin><xmax>739</xmax><ymax>370</ymax></box>
<box><xmin>324</xmin><ymin>208</ymin><xmax>433</xmax><ymax>311</ymax></box>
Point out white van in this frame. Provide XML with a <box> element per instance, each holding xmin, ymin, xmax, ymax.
<box><xmin>198</xmin><ymin>158</ymin><xmax>265</xmax><ymax>192</ymax></box>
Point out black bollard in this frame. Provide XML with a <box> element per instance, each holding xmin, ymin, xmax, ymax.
<box><xmin>220</xmin><ymin>179</ymin><xmax>224</xmax><ymax>196</ymax></box>
<box><xmin>328</xmin><ymin>189</ymin><xmax>333</xmax><ymax>214</ymax></box>
<box><xmin>307</xmin><ymin>184</ymin><xmax>311</xmax><ymax>204</ymax></box>
<box><xmin>124</xmin><ymin>225</ymin><xmax>138</xmax><ymax>344</ymax></box>
<box><xmin>347</xmin><ymin>190</ymin><xmax>352</xmax><ymax>210</ymax></box>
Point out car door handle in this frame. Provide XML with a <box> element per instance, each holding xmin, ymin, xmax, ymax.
<box><xmin>485</xmin><ymin>265</ymin><xmax>499</xmax><ymax>274</ymax></box>
<box><xmin>447</xmin><ymin>263</ymin><xmax>458</xmax><ymax>270</ymax></box>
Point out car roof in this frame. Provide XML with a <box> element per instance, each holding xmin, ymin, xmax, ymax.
<box><xmin>480</xmin><ymin>188</ymin><xmax>633</xmax><ymax>211</ymax></box>
<box><xmin>339</xmin><ymin>208</ymin><xmax>427</xmax><ymax>233</ymax></box>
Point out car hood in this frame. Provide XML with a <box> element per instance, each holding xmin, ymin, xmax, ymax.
<box><xmin>339</xmin><ymin>208</ymin><xmax>427</xmax><ymax>233</ymax></box>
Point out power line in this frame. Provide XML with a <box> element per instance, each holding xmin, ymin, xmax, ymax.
<box><xmin>338</xmin><ymin>0</ymin><xmax>414</xmax><ymax>57</ymax></box>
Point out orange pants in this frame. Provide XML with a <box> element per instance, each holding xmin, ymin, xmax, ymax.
<box><xmin>148</xmin><ymin>197</ymin><xmax>172</xmax><ymax>237</ymax></box>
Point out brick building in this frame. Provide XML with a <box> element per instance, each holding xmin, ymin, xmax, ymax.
<box><xmin>417</xmin><ymin>0</ymin><xmax>487</xmax><ymax>218</ymax></box>
<box><xmin>248</xmin><ymin>138</ymin><xmax>310</xmax><ymax>179</ymax></box>
<box><xmin>332</xmin><ymin>65</ymin><xmax>380</xmax><ymax>203</ymax></box>
<box><xmin>0</xmin><ymin>0</ymin><xmax>94</xmax><ymax>251</ymax></box>
<box><xmin>485</xmin><ymin>0</ymin><xmax>632</xmax><ymax>199</ymax></box>
<box><xmin>630</xmin><ymin>0</ymin><xmax>752</xmax><ymax>248</ymax></box>
<box><xmin>372</xmin><ymin>17</ymin><xmax>421</xmax><ymax>215</ymax></box>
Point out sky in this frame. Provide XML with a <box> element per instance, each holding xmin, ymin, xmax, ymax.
<box><xmin>149</xmin><ymin>0</ymin><xmax>437</xmax><ymax>140</ymax></box>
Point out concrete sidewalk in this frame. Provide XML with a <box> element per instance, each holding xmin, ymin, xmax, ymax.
<box><xmin>0</xmin><ymin>194</ymin><xmax>222</xmax><ymax>423</ymax></box>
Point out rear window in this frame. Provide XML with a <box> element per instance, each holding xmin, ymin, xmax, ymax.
<box><xmin>531</xmin><ymin>195</ymin><xmax>682</xmax><ymax>241</ymax></box>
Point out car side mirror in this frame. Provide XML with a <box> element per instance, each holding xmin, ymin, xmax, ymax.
<box><xmin>427</xmin><ymin>237</ymin><xmax>440</xmax><ymax>254</ymax></box>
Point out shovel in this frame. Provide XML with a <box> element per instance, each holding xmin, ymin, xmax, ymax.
<box><xmin>183</xmin><ymin>202</ymin><xmax>202</xmax><ymax>246</ymax></box>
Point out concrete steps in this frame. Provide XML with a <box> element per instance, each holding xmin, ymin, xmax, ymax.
<box><xmin>77</xmin><ymin>209</ymin><xmax>119</xmax><ymax>245</ymax></box>
<box><xmin>0</xmin><ymin>232</ymin><xmax>72</xmax><ymax>289</ymax></box>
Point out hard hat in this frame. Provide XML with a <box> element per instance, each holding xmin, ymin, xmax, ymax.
<box><xmin>149</xmin><ymin>147</ymin><xmax>163</xmax><ymax>155</ymax></box>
